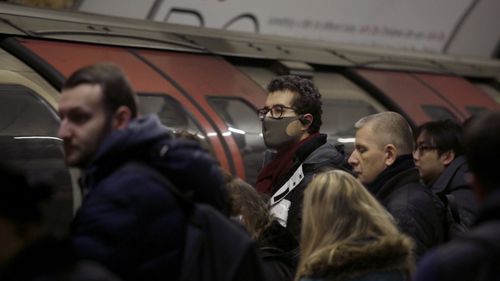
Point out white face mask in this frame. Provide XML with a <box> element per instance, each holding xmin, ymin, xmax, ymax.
<box><xmin>262</xmin><ymin>115</ymin><xmax>303</xmax><ymax>150</ymax></box>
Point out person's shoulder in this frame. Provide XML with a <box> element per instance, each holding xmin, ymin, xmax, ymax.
<box><xmin>305</xmin><ymin>141</ymin><xmax>348</xmax><ymax>170</ymax></box>
<box><xmin>95</xmin><ymin>162</ymin><xmax>177</xmax><ymax>204</ymax></box>
<box><xmin>414</xmin><ymin>230</ymin><xmax>496</xmax><ymax>281</ymax></box>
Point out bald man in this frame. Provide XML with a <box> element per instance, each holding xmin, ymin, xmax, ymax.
<box><xmin>348</xmin><ymin>112</ymin><xmax>445</xmax><ymax>259</ymax></box>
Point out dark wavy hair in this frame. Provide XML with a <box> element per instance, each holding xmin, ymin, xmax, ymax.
<box><xmin>267</xmin><ymin>75</ymin><xmax>322</xmax><ymax>133</ymax></box>
<box><xmin>63</xmin><ymin>63</ymin><xmax>138</xmax><ymax>118</ymax></box>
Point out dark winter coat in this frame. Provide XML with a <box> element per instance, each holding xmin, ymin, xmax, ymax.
<box><xmin>430</xmin><ymin>155</ymin><xmax>478</xmax><ymax>234</ymax></box>
<box><xmin>266</xmin><ymin>134</ymin><xmax>348</xmax><ymax>242</ymax></box>
<box><xmin>370</xmin><ymin>156</ymin><xmax>445</xmax><ymax>260</ymax></box>
<box><xmin>298</xmin><ymin>235</ymin><xmax>413</xmax><ymax>281</ymax></box>
<box><xmin>414</xmin><ymin>188</ymin><xmax>500</xmax><ymax>281</ymax></box>
<box><xmin>0</xmin><ymin>237</ymin><xmax>121</xmax><ymax>281</ymax></box>
<box><xmin>258</xmin><ymin>220</ymin><xmax>299</xmax><ymax>281</ymax></box>
<box><xmin>71</xmin><ymin>115</ymin><xmax>226</xmax><ymax>281</ymax></box>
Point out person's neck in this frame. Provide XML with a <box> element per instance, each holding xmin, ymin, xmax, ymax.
<box><xmin>367</xmin><ymin>154</ymin><xmax>414</xmax><ymax>194</ymax></box>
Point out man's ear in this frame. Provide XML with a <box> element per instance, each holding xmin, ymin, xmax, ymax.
<box><xmin>440</xmin><ymin>150</ymin><xmax>455</xmax><ymax>166</ymax></box>
<box><xmin>300</xmin><ymin>114</ymin><xmax>313</xmax><ymax>130</ymax></box>
<box><xmin>384</xmin><ymin>144</ymin><xmax>397</xmax><ymax>166</ymax></box>
<box><xmin>112</xmin><ymin>106</ymin><xmax>133</xmax><ymax>130</ymax></box>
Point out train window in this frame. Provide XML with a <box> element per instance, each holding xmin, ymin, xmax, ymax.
<box><xmin>473</xmin><ymin>82</ymin><xmax>500</xmax><ymax>104</ymax></box>
<box><xmin>313</xmin><ymin>72</ymin><xmax>387</xmax><ymax>153</ymax></box>
<box><xmin>321</xmin><ymin>99</ymin><xmax>378</xmax><ymax>153</ymax></box>
<box><xmin>207</xmin><ymin>97</ymin><xmax>265</xmax><ymax>185</ymax></box>
<box><xmin>0</xmin><ymin>84</ymin><xmax>73</xmax><ymax>236</ymax></box>
<box><xmin>0</xmin><ymin>85</ymin><xmax>59</xmax><ymax>136</ymax></box>
<box><xmin>421</xmin><ymin>105</ymin><xmax>458</xmax><ymax>122</ymax></box>
<box><xmin>466</xmin><ymin>106</ymin><xmax>488</xmax><ymax>116</ymax></box>
<box><xmin>138</xmin><ymin>94</ymin><xmax>212</xmax><ymax>148</ymax></box>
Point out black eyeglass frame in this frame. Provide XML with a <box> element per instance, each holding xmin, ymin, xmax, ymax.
<box><xmin>414</xmin><ymin>143</ymin><xmax>438</xmax><ymax>156</ymax></box>
<box><xmin>257</xmin><ymin>104</ymin><xmax>296</xmax><ymax>120</ymax></box>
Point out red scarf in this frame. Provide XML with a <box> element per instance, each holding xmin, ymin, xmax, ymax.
<box><xmin>256</xmin><ymin>133</ymin><xmax>318</xmax><ymax>195</ymax></box>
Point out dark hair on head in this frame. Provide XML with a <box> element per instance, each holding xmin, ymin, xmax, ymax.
<box><xmin>223</xmin><ymin>175</ymin><xmax>272</xmax><ymax>240</ymax></box>
<box><xmin>63</xmin><ymin>63</ymin><xmax>138</xmax><ymax>118</ymax></box>
<box><xmin>0</xmin><ymin>163</ymin><xmax>52</xmax><ymax>225</ymax></box>
<box><xmin>464</xmin><ymin>111</ymin><xmax>500</xmax><ymax>190</ymax></box>
<box><xmin>417</xmin><ymin>119</ymin><xmax>464</xmax><ymax>156</ymax></box>
<box><xmin>267</xmin><ymin>75</ymin><xmax>322</xmax><ymax>133</ymax></box>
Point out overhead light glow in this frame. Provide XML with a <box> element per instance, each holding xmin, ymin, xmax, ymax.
<box><xmin>228</xmin><ymin>127</ymin><xmax>246</xmax><ymax>135</ymax></box>
<box><xmin>207</xmin><ymin>132</ymin><xmax>218</xmax><ymax>137</ymax></box>
<box><xmin>14</xmin><ymin>136</ymin><xmax>62</xmax><ymax>141</ymax></box>
<box><xmin>337</xmin><ymin>137</ymin><xmax>355</xmax><ymax>143</ymax></box>
<box><xmin>222</xmin><ymin>131</ymin><xmax>232</xmax><ymax>136</ymax></box>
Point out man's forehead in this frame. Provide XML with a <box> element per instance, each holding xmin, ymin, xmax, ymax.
<box><xmin>59</xmin><ymin>84</ymin><xmax>103</xmax><ymax>110</ymax></box>
<box><xmin>265</xmin><ymin>90</ymin><xmax>297</xmax><ymax>106</ymax></box>
<box><xmin>356</xmin><ymin>125</ymin><xmax>382</xmax><ymax>147</ymax></box>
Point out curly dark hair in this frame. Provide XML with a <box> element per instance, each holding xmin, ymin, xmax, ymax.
<box><xmin>267</xmin><ymin>75</ymin><xmax>322</xmax><ymax>133</ymax></box>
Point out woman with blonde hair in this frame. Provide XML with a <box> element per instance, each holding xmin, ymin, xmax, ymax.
<box><xmin>296</xmin><ymin>170</ymin><xmax>414</xmax><ymax>281</ymax></box>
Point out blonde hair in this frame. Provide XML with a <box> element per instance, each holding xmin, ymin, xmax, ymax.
<box><xmin>296</xmin><ymin>170</ymin><xmax>411</xmax><ymax>279</ymax></box>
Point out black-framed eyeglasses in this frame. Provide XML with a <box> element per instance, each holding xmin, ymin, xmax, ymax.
<box><xmin>257</xmin><ymin>104</ymin><xmax>296</xmax><ymax>120</ymax></box>
<box><xmin>414</xmin><ymin>143</ymin><xmax>438</xmax><ymax>156</ymax></box>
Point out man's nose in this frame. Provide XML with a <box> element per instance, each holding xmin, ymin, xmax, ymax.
<box><xmin>348</xmin><ymin>151</ymin><xmax>358</xmax><ymax>166</ymax></box>
<box><xmin>412</xmin><ymin>149</ymin><xmax>420</xmax><ymax>162</ymax></box>
<box><xmin>57</xmin><ymin>120</ymin><xmax>71</xmax><ymax>140</ymax></box>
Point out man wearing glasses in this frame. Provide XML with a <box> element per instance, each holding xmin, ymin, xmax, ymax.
<box><xmin>348</xmin><ymin>112</ymin><xmax>445</xmax><ymax>260</ymax></box>
<box><xmin>256</xmin><ymin>75</ymin><xmax>348</xmax><ymax>242</ymax></box>
<box><xmin>414</xmin><ymin>120</ymin><xmax>477</xmax><ymax>240</ymax></box>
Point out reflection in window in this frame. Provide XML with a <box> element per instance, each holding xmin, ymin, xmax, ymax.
<box><xmin>421</xmin><ymin>105</ymin><xmax>458</xmax><ymax>122</ymax></box>
<box><xmin>0</xmin><ymin>85</ymin><xmax>59</xmax><ymax>136</ymax></box>
<box><xmin>0</xmin><ymin>84</ymin><xmax>73</xmax><ymax>237</ymax></box>
<box><xmin>207</xmin><ymin>97</ymin><xmax>265</xmax><ymax>185</ymax></box>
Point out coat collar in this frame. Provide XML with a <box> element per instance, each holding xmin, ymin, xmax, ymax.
<box><xmin>303</xmin><ymin>235</ymin><xmax>413</xmax><ymax>280</ymax></box>
<box><xmin>431</xmin><ymin>155</ymin><xmax>468</xmax><ymax>194</ymax></box>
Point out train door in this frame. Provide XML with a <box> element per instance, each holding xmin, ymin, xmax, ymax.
<box><xmin>135</xmin><ymin>50</ymin><xmax>268</xmax><ymax>183</ymax></box>
<box><xmin>351</xmin><ymin>69</ymin><xmax>462</xmax><ymax>125</ymax></box>
<box><xmin>413</xmin><ymin>74</ymin><xmax>500</xmax><ymax>117</ymax></box>
<box><xmin>351</xmin><ymin>69</ymin><xmax>500</xmax><ymax>125</ymax></box>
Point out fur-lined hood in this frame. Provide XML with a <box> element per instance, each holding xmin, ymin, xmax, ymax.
<box><xmin>302</xmin><ymin>235</ymin><xmax>414</xmax><ymax>281</ymax></box>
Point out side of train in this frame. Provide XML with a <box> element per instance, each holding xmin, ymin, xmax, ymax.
<box><xmin>1</xmin><ymin>3</ymin><xmax>499</xmax><ymax>234</ymax></box>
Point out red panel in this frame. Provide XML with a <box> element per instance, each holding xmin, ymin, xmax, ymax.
<box><xmin>19</xmin><ymin>38</ymin><xmax>231</xmax><ymax>170</ymax></box>
<box><xmin>355</xmin><ymin>69</ymin><xmax>462</xmax><ymax>124</ymax></box>
<box><xmin>138</xmin><ymin>50</ymin><xmax>268</xmax><ymax>179</ymax></box>
<box><xmin>415</xmin><ymin>74</ymin><xmax>500</xmax><ymax>117</ymax></box>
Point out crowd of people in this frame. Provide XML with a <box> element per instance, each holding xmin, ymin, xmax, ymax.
<box><xmin>0</xmin><ymin>63</ymin><xmax>499</xmax><ymax>281</ymax></box>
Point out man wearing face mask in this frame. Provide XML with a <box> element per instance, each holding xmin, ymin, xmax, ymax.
<box><xmin>256</xmin><ymin>75</ymin><xmax>349</xmax><ymax>242</ymax></box>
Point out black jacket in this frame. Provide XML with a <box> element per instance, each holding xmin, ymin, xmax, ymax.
<box><xmin>414</xmin><ymin>188</ymin><xmax>500</xmax><ymax>281</ymax></box>
<box><xmin>72</xmin><ymin>115</ymin><xmax>226</xmax><ymax>281</ymax></box>
<box><xmin>371</xmin><ymin>155</ymin><xmax>445</xmax><ymax>259</ymax></box>
<box><xmin>258</xmin><ymin>220</ymin><xmax>299</xmax><ymax>281</ymax></box>
<box><xmin>265</xmin><ymin>134</ymin><xmax>349</xmax><ymax>242</ymax></box>
<box><xmin>430</xmin><ymin>156</ymin><xmax>478</xmax><ymax>232</ymax></box>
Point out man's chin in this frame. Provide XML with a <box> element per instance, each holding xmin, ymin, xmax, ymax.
<box><xmin>65</xmin><ymin>155</ymin><xmax>86</xmax><ymax>168</ymax></box>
